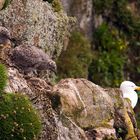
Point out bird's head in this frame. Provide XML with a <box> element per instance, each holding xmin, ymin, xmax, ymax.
<box><xmin>48</xmin><ymin>60</ymin><xmax>57</xmax><ymax>74</ymax></box>
<box><xmin>120</xmin><ymin>81</ymin><xmax>140</xmax><ymax>93</ymax></box>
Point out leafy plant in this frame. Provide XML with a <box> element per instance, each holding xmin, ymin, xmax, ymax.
<box><xmin>1</xmin><ymin>0</ymin><xmax>11</xmax><ymax>10</ymax></box>
<box><xmin>0</xmin><ymin>93</ymin><xmax>42</xmax><ymax>140</ymax></box>
<box><xmin>89</xmin><ymin>23</ymin><xmax>126</xmax><ymax>87</ymax></box>
<box><xmin>57</xmin><ymin>31</ymin><xmax>92</xmax><ymax>80</ymax></box>
<box><xmin>52</xmin><ymin>0</ymin><xmax>62</xmax><ymax>12</ymax></box>
<box><xmin>92</xmin><ymin>0</ymin><xmax>114</xmax><ymax>14</ymax></box>
<box><xmin>0</xmin><ymin>64</ymin><xmax>7</xmax><ymax>93</ymax></box>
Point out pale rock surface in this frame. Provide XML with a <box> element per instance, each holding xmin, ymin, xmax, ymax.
<box><xmin>53</xmin><ymin>78</ymin><xmax>139</xmax><ymax>139</ymax></box>
<box><xmin>4</xmin><ymin>67</ymin><xmax>89</xmax><ymax>140</ymax></box>
<box><xmin>0</xmin><ymin>0</ymin><xmax>5</xmax><ymax>10</ymax></box>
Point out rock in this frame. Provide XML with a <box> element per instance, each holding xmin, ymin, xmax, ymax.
<box><xmin>56</xmin><ymin>115</ymin><xmax>88</xmax><ymax>140</ymax></box>
<box><xmin>53</xmin><ymin>78</ymin><xmax>139</xmax><ymax>139</ymax></box>
<box><xmin>4</xmin><ymin>67</ymin><xmax>89</xmax><ymax>140</ymax></box>
<box><xmin>0</xmin><ymin>0</ymin><xmax>5</xmax><ymax>10</ymax></box>
<box><xmin>93</xmin><ymin>15</ymin><xmax>103</xmax><ymax>28</ymax></box>
<box><xmin>3</xmin><ymin>67</ymin><xmax>140</xmax><ymax>140</ymax></box>
<box><xmin>61</xmin><ymin>0</ymin><xmax>93</xmax><ymax>41</ymax></box>
<box><xmin>5</xmin><ymin>67</ymin><xmax>58</xmax><ymax>140</ymax></box>
<box><xmin>5</xmin><ymin>67</ymin><xmax>33</xmax><ymax>96</ymax></box>
<box><xmin>0</xmin><ymin>0</ymin><xmax>75</xmax><ymax>58</ymax></box>
<box><xmin>53</xmin><ymin>78</ymin><xmax>114</xmax><ymax>128</ymax></box>
<box><xmin>86</xmin><ymin>127</ymin><xmax>116</xmax><ymax>140</ymax></box>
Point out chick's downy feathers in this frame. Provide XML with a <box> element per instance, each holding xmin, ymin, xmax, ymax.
<box><xmin>10</xmin><ymin>45</ymin><xmax>57</xmax><ymax>74</ymax></box>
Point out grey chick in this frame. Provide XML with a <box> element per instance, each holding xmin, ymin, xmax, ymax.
<box><xmin>10</xmin><ymin>45</ymin><xmax>57</xmax><ymax>75</ymax></box>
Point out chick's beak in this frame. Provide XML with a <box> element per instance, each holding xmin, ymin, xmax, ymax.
<box><xmin>135</xmin><ymin>86</ymin><xmax>140</xmax><ymax>91</ymax></box>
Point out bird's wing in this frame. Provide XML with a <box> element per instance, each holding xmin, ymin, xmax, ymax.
<box><xmin>10</xmin><ymin>46</ymin><xmax>40</xmax><ymax>68</ymax></box>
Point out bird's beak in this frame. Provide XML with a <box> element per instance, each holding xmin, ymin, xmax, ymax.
<box><xmin>135</xmin><ymin>86</ymin><xmax>140</xmax><ymax>91</ymax></box>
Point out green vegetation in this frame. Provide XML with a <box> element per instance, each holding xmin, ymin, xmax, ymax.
<box><xmin>91</xmin><ymin>0</ymin><xmax>140</xmax><ymax>86</ymax></box>
<box><xmin>52</xmin><ymin>0</ymin><xmax>62</xmax><ymax>12</ymax></box>
<box><xmin>56</xmin><ymin>0</ymin><xmax>140</xmax><ymax>87</ymax></box>
<box><xmin>89</xmin><ymin>23</ymin><xmax>126</xmax><ymax>87</ymax></box>
<box><xmin>0</xmin><ymin>94</ymin><xmax>42</xmax><ymax>140</ymax></box>
<box><xmin>0</xmin><ymin>64</ymin><xmax>42</xmax><ymax>140</ymax></box>
<box><xmin>0</xmin><ymin>64</ymin><xmax>7</xmax><ymax>93</ymax></box>
<box><xmin>44</xmin><ymin>0</ymin><xmax>62</xmax><ymax>12</ymax></box>
<box><xmin>92</xmin><ymin>0</ymin><xmax>114</xmax><ymax>14</ymax></box>
<box><xmin>92</xmin><ymin>0</ymin><xmax>140</xmax><ymax>36</ymax></box>
<box><xmin>136</xmin><ymin>112</ymin><xmax>140</xmax><ymax>129</ymax></box>
<box><xmin>91</xmin><ymin>0</ymin><xmax>140</xmax><ymax>129</ymax></box>
<box><xmin>57</xmin><ymin>31</ymin><xmax>92</xmax><ymax>80</ymax></box>
<box><xmin>1</xmin><ymin>0</ymin><xmax>11</xmax><ymax>10</ymax></box>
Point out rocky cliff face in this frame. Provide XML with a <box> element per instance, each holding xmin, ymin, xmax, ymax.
<box><xmin>0</xmin><ymin>0</ymin><xmax>140</xmax><ymax>140</ymax></box>
<box><xmin>5</xmin><ymin>70</ymin><xmax>140</xmax><ymax>139</ymax></box>
<box><xmin>53</xmin><ymin>78</ymin><xmax>139</xmax><ymax>140</ymax></box>
<box><xmin>0</xmin><ymin>0</ymin><xmax>75</xmax><ymax>58</ymax></box>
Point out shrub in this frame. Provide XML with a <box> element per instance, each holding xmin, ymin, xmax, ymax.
<box><xmin>1</xmin><ymin>0</ymin><xmax>11</xmax><ymax>10</ymax></box>
<box><xmin>88</xmin><ymin>23</ymin><xmax>126</xmax><ymax>87</ymax></box>
<box><xmin>0</xmin><ymin>93</ymin><xmax>42</xmax><ymax>140</ymax></box>
<box><xmin>0</xmin><ymin>64</ymin><xmax>7</xmax><ymax>93</ymax></box>
<box><xmin>92</xmin><ymin>0</ymin><xmax>114</xmax><ymax>14</ymax></box>
<box><xmin>57</xmin><ymin>31</ymin><xmax>92</xmax><ymax>80</ymax></box>
<box><xmin>0</xmin><ymin>63</ymin><xmax>42</xmax><ymax>139</ymax></box>
<box><xmin>43</xmin><ymin>0</ymin><xmax>54</xmax><ymax>3</ymax></box>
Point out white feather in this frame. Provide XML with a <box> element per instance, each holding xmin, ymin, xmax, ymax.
<box><xmin>120</xmin><ymin>81</ymin><xmax>138</xmax><ymax>108</ymax></box>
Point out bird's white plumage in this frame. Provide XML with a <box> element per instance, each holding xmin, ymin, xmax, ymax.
<box><xmin>120</xmin><ymin>81</ymin><xmax>138</xmax><ymax>108</ymax></box>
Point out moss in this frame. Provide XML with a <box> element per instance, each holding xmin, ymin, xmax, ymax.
<box><xmin>1</xmin><ymin>0</ymin><xmax>11</xmax><ymax>10</ymax></box>
<box><xmin>0</xmin><ymin>64</ymin><xmax>7</xmax><ymax>93</ymax></box>
<box><xmin>0</xmin><ymin>64</ymin><xmax>42</xmax><ymax>139</ymax></box>
<box><xmin>52</xmin><ymin>0</ymin><xmax>62</xmax><ymax>12</ymax></box>
<box><xmin>92</xmin><ymin>0</ymin><xmax>114</xmax><ymax>14</ymax></box>
<box><xmin>135</xmin><ymin>112</ymin><xmax>140</xmax><ymax>129</ymax></box>
<box><xmin>57</xmin><ymin>31</ymin><xmax>92</xmax><ymax>80</ymax></box>
<box><xmin>0</xmin><ymin>93</ymin><xmax>42</xmax><ymax>140</ymax></box>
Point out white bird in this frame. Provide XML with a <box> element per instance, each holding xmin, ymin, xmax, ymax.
<box><xmin>120</xmin><ymin>81</ymin><xmax>140</xmax><ymax>108</ymax></box>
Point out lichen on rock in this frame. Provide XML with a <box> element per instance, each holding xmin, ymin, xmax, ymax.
<box><xmin>0</xmin><ymin>0</ymin><xmax>75</xmax><ymax>58</ymax></box>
